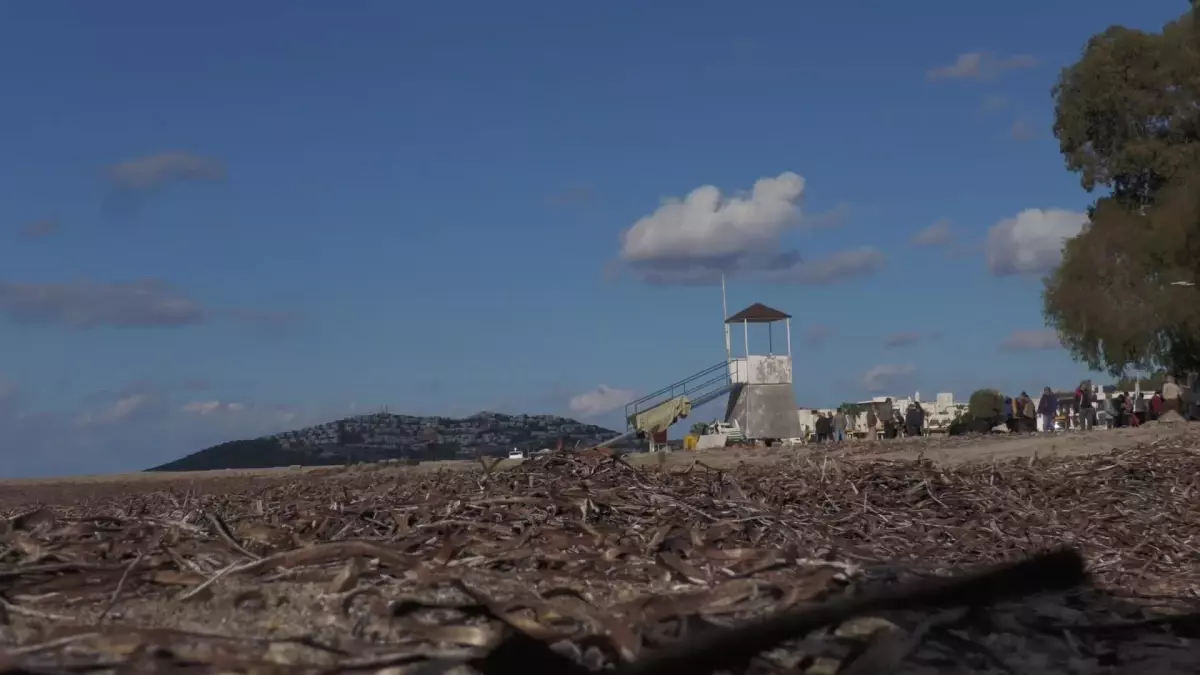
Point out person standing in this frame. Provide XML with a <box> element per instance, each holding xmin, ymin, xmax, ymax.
<box><xmin>815</xmin><ymin>412</ymin><xmax>830</xmax><ymax>442</ymax></box>
<box><xmin>1037</xmin><ymin>387</ymin><xmax>1058</xmax><ymax>432</ymax></box>
<box><xmin>865</xmin><ymin>406</ymin><xmax>878</xmax><ymax>440</ymax></box>
<box><xmin>1018</xmin><ymin>392</ymin><xmax>1036</xmax><ymax>433</ymax></box>
<box><xmin>1133</xmin><ymin>392</ymin><xmax>1147</xmax><ymax>425</ymax></box>
<box><xmin>1096</xmin><ymin>391</ymin><xmax>1112</xmax><ymax>429</ymax></box>
<box><xmin>904</xmin><ymin>403</ymin><xmax>921</xmax><ymax>438</ymax></box>
<box><xmin>881</xmin><ymin>399</ymin><xmax>897</xmax><ymax>439</ymax></box>
<box><xmin>1076</xmin><ymin>381</ymin><xmax>1095</xmax><ymax>430</ymax></box>
<box><xmin>832</xmin><ymin>408</ymin><xmax>848</xmax><ymax>442</ymax></box>
<box><xmin>1162</xmin><ymin>375</ymin><xmax>1183</xmax><ymax>414</ymax></box>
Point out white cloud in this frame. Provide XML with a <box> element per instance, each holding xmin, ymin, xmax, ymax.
<box><xmin>912</xmin><ymin>219</ymin><xmax>952</xmax><ymax>246</ymax></box>
<box><xmin>862</xmin><ymin>364</ymin><xmax>917</xmax><ymax>393</ymax></box>
<box><xmin>105</xmin><ymin>151</ymin><xmax>225</xmax><ymax>192</ymax></box>
<box><xmin>76</xmin><ymin>393</ymin><xmax>160</xmax><ymax>427</ymax></box>
<box><xmin>985</xmin><ymin>208</ymin><xmax>1088</xmax><ymax>276</ymax></box>
<box><xmin>181</xmin><ymin>400</ymin><xmax>248</xmax><ymax>416</ymax></box>
<box><xmin>621</xmin><ymin>172</ymin><xmax>805</xmax><ymax>263</ymax></box>
<box><xmin>618</xmin><ymin>172</ymin><xmax>885</xmax><ymax>285</ymax></box>
<box><xmin>926</xmin><ymin>52</ymin><xmax>1038</xmax><ymax>82</ymax></box>
<box><xmin>568</xmin><ymin>385</ymin><xmax>636</xmax><ymax>418</ymax></box>
<box><xmin>999</xmin><ymin>329</ymin><xmax>1061</xmax><ymax>351</ymax></box>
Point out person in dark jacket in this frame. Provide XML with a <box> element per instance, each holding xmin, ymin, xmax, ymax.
<box><xmin>904</xmin><ymin>403</ymin><xmax>923</xmax><ymax>438</ymax></box>
<box><xmin>1075</xmin><ymin>381</ymin><xmax>1095</xmax><ymax>430</ymax></box>
<box><xmin>814</xmin><ymin>412</ymin><xmax>831</xmax><ymax>442</ymax></box>
<box><xmin>1037</xmin><ymin>386</ymin><xmax>1058</xmax><ymax>432</ymax></box>
<box><xmin>881</xmin><ymin>399</ymin><xmax>897</xmax><ymax>439</ymax></box>
<box><xmin>1015</xmin><ymin>392</ymin><xmax>1035</xmax><ymax>433</ymax></box>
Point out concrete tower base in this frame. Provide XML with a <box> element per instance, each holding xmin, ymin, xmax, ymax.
<box><xmin>724</xmin><ymin>382</ymin><xmax>802</xmax><ymax>440</ymax></box>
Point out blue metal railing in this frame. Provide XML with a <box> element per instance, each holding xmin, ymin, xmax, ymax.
<box><xmin>623</xmin><ymin>361</ymin><xmax>737</xmax><ymax>431</ymax></box>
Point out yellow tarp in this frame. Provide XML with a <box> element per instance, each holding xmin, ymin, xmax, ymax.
<box><xmin>630</xmin><ymin>396</ymin><xmax>692</xmax><ymax>435</ymax></box>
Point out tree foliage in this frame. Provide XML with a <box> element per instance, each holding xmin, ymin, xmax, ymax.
<box><xmin>968</xmin><ymin>388</ymin><xmax>1005</xmax><ymax>421</ymax></box>
<box><xmin>1043</xmin><ymin>8</ymin><xmax>1200</xmax><ymax>376</ymax></box>
<box><xmin>1116</xmin><ymin>370</ymin><xmax>1168</xmax><ymax>391</ymax></box>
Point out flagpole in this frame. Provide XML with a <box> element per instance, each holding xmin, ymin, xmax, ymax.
<box><xmin>721</xmin><ymin>274</ymin><xmax>732</xmax><ymax>366</ymax></box>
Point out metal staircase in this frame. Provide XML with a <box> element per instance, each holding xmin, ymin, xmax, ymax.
<box><xmin>622</xmin><ymin>361</ymin><xmax>732</xmax><ymax>433</ymax></box>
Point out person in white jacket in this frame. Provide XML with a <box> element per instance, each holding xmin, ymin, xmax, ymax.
<box><xmin>1162</xmin><ymin>375</ymin><xmax>1183</xmax><ymax>415</ymax></box>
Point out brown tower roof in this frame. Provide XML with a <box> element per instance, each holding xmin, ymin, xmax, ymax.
<box><xmin>724</xmin><ymin>302</ymin><xmax>791</xmax><ymax>324</ymax></box>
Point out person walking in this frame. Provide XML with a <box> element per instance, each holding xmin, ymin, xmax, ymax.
<box><xmin>1076</xmin><ymin>381</ymin><xmax>1095</xmax><ymax>430</ymax></box>
<box><xmin>1037</xmin><ymin>387</ymin><xmax>1058</xmax><ymax>432</ymax></box>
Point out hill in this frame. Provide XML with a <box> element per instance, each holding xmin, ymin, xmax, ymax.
<box><xmin>147</xmin><ymin>411</ymin><xmax>621</xmax><ymax>472</ymax></box>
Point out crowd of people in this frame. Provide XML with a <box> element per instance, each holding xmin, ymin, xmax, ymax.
<box><xmin>809</xmin><ymin>397</ymin><xmax>927</xmax><ymax>442</ymax></box>
<box><xmin>1015</xmin><ymin>376</ymin><xmax>1188</xmax><ymax>432</ymax></box>
<box><xmin>806</xmin><ymin>375</ymin><xmax>1192</xmax><ymax>442</ymax></box>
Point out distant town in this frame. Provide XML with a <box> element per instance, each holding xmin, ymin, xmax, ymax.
<box><xmin>273</xmin><ymin>410</ymin><xmax>618</xmax><ymax>458</ymax></box>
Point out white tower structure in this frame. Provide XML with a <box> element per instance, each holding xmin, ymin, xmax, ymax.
<box><xmin>722</xmin><ymin>303</ymin><xmax>803</xmax><ymax>440</ymax></box>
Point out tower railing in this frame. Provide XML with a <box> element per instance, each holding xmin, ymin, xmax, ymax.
<box><xmin>623</xmin><ymin>360</ymin><xmax>740</xmax><ymax>432</ymax></box>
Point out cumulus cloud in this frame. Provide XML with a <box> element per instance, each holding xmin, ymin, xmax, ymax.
<box><xmin>617</xmin><ymin>172</ymin><xmax>885</xmax><ymax>285</ymax></box>
<box><xmin>883</xmin><ymin>332</ymin><xmax>924</xmax><ymax>348</ymax></box>
<box><xmin>862</xmin><ymin>364</ymin><xmax>917</xmax><ymax>393</ymax></box>
<box><xmin>569</xmin><ymin>385</ymin><xmax>636</xmax><ymax>417</ymax></box>
<box><xmin>999</xmin><ymin>329</ymin><xmax>1061</xmax><ymax>351</ymax></box>
<box><xmin>0</xmin><ymin>278</ymin><xmax>205</xmax><ymax>328</ymax></box>
<box><xmin>985</xmin><ymin>208</ymin><xmax>1088</xmax><ymax>276</ymax></box>
<box><xmin>926</xmin><ymin>52</ymin><xmax>1038</xmax><ymax>82</ymax></box>
<box><xmin>16</xmin><ymin>218</ymin><xmax>59</xmax><ymax>241</ymax></box>
<box><xmin>912</xmin><ymin>219</ymin><xmax>952</xmax><ymax>246</ymax></box>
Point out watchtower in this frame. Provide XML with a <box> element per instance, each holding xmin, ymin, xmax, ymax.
<box><xmin>723</xmin><ymin>303</ymin><xmax>803</xmax><ymax>440</ymax></box>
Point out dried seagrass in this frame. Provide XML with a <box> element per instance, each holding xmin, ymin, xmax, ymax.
<box><xmin>1</xmin><ymin>429</ymin><xmax>1199</xmax><ymax>673</ymax></box>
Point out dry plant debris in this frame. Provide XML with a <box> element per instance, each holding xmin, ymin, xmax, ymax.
<box><xmin>2</xmin><ymin>431</ymin><xmax>1200</xmax><ymax>674</ymax></box>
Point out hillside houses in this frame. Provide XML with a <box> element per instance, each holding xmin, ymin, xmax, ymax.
<box><xmin>272</xmin><ymin>410</ymin><xmax>616</xmax><ymax>457</ymax></box>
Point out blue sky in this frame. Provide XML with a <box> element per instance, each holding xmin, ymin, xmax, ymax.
<box><xmin>0</xmin><ymin>0</ymin><xmax>1182</xmax><ymax>477</ymax></box>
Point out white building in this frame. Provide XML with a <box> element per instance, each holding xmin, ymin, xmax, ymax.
<box><xmin>797</xmin><ymin>391</ymin><xmax>968</xmax><ymax>436</ymax></box>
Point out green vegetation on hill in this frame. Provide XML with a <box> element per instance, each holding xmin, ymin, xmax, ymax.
<box><xmin>146</xmin><ymin>411</ymin><xmax>622</xmax><ymax>472</ymax></box>
<box><xmin>147</xmin><ymin>438</ymin><xmax>330</xmax><ymax>472</ymax></box>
